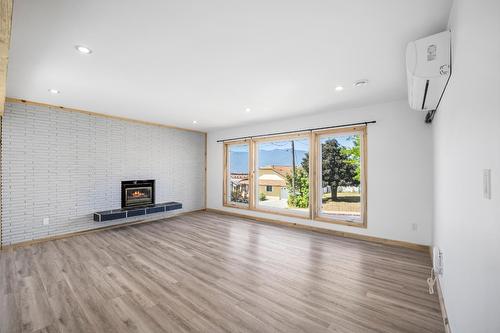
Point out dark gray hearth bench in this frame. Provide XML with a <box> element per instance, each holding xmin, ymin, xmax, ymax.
<box><xmin>93</xmin><ymin>202</ymin><xmax>182</xmax><ymax>222</ymax></box>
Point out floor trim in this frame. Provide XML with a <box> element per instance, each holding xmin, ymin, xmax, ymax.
<box><xmin>0</xmin><ymin>209</ymin><xmax>204</xmax><ymax>251</ymax></box>
<box><xmin>429</xmin><ymin>247</ymin><xmax>452</xmax><ymax>332</ymax></box>
<box><xmin>207</xmin><ymin>208</ymin><xmax>430</xmax><ymax>253</ymax></box>
<box><xmin>436</xmin><ymin>277</ymin><xmax>452</xmax><ymax>333</ymax></box>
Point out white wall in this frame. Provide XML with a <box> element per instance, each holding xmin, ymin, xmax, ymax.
<box><xmin>433</xmin><ymin>0</ymin><xmax>500</xmax><ymax>332</ymax></box>
<box><xmin>207</xmin><ymin>100</ymin><xmax>434</xmax><ymax>245</ymax></box>
<box><xmin>1</xmin><ymin>102</ymin><xmax>206</xmax><ymax>245</ymax></box>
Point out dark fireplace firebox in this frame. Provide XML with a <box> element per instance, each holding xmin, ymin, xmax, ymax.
<box><xmin>121</xmin><ymin>180</ymin><xmax>155</xmax><ymax>209</ymax></box>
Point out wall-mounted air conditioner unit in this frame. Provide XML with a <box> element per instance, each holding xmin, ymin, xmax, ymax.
<box><xmin>406</xmin><ymin>30</ymin><xmax>451</xmax><ymax>113</ymax></box>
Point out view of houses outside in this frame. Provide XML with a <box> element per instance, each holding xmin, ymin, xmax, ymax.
<box><xmin>228</xmin><ymin>144</ymin><xmax>249</xmax><ymax>204</ymax></box>
<box><xmin>255</xmin><ymin>138</ymin><xmax>309</xmax><ymax>214</ymax></box>
<box><xmin>228</xmin><ymin>133</ymin><xmax>362</xmax><ymax>221</ymax></box>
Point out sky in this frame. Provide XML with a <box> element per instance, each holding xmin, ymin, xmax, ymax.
<box><xmin>319</xmin><ymin>135</ymin><xmax>356</xmax><ymax>148</ymax></box>
<box><xmin>258</xmin><ymin>138</ymin><xmax>308</xmax><ymax>151</ymax></box>
<box><xmin>229</xmin><ymin>144</ymin><xmax>249</xmax><ymax>153</ymax></box>
<box><xmin>229</xmin><ymin>135</ymin><xmax>356</xmax><ymax>153</ymax></box>
<box><xmin>229</xmin><ymin>134</ymin><xmax>357</xmax><ymax>172</ymax></box>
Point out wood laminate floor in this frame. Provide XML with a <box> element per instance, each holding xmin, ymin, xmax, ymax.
<box><xmin>0</xmin><ymin>211</ymin><xmax>444</xmax><ymax>333</ymax></box>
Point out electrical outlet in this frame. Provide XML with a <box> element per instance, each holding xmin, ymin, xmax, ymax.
<box><xmin>43</xmin><ymin>217</ymin><xmax>50</xmax><ymax>226</ymax></box>
<box><xmin>412</xmin><ymin>223</ymin><xmax>418</xmax><ymax>231</ymax></box>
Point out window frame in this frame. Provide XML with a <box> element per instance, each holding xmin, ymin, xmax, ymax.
<box><xmin>253</xmin><ymin>132</ymin><xmax>311</xmax><ymax>218</ymax></box>
<box><xmin>221</xmin><ymin>126</ymin><xmax>367</xmax><ymax>228</ymax></box>
<box><xmin>223</xmin><ymin>139</ymin><xmax>252</xmax><ymax>209</ymax></box>
<box><xmin>312</xmin><ymin>126</ymin><xmax>367</xmax><ymax>228</ymax></box>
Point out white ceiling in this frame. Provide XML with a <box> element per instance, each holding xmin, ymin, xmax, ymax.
<box><xmin>7</xmin><ymin>0</ymin><xmax>452</xmax><ymax>131</ymax></box>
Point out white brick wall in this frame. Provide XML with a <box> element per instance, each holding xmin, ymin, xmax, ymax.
<box><xmin>1</xmin><ymin>102</ymin><xmax>206</xmax><ymax>245</ymax></box>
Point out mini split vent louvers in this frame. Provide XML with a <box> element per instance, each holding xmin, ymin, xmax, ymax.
<box><xmin>406</xmin><ymin>30</ymin><xmax>451</xmax><ymax>112</ymax></box>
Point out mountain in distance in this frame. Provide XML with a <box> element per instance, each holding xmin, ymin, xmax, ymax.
<box><xmin>230</xmin><ymin>149</ymin><xmax>307</xmax><ymax>173</ymax></box>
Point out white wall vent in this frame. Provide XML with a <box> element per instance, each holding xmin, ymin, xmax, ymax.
<box><xmin>406</xmin><ymin>31</ymin><xmax>451</xmax><ymax>113</ymax></box>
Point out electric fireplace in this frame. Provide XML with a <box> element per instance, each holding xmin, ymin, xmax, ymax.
<box><xmin>121</xmin><ymin>180</ymin><xmax>155</xmax><ymax>209</ymax></box>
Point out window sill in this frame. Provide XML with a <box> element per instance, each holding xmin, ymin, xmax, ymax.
<box><xmin>254</xmin><ymin>206</ymin><xmax>310</xmax><ymax>220</ymax></box>
<box><xmin>223</xmin><ymin>203</ymin><xmax>250</xmax><ymax>210</ymax></box>
<box><xmin>314</xmin><ymin>215</ymin><xmax>367</xmax><ymax>229</ymax></box>
<box><xmin>223</xmin><ymin>205</ymin><xmax>367</xmax><ymax>228</ymax></box>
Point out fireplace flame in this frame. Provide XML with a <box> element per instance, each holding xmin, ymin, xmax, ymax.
<box><xmin>131</xmin><ymin>191</ymin><xmax>145</xmax><ymax>198</ymax></box>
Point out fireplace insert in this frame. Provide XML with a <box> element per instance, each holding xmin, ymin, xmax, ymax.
<box><xmin>121</xmin><ymin>180</ymin><xmax>155</xmax><ymax>209</ymax></box>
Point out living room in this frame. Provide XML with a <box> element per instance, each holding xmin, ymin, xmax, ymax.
<box><xmin>0</xmin><ymin>1</ymin><xmax>498</xmax><ymax>332</ymax></box>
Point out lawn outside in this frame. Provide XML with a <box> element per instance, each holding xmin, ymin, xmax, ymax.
<box><xmin>322</xmin><ymin>192</ymin><xmax>361</xmax><ymax>215</ymax></box>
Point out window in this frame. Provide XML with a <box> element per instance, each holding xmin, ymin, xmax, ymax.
<box><xmin>223</xmin><ymin>141</ymin><xmax>250</xmax><ymax>207</ymax></box>
<box><xmin>255</xmin><ymin>134</ymin><xmax>310</xmax><ymax>216</ymax></box>
<box><xmin>222</xmin><ymin>126</ymin><xmax>367</xmax><ymax>227</ymax></box>
<box><xmin>314</xmin><ymin>127</ymin><xmax>366</xmax><ymax>225</ymax></box>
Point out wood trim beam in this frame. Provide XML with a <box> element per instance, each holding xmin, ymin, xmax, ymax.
<box><xmin>204</xmin><ymin>132</ymin><xmax>207</xmax><ymax>209</ymax></box>
<box><xmin>5</xmin><ymin>98</ymin><xmax>206</xmax><ymax>134</ymax></box>
<box><xmin>222</xmin><ymin>142</ymin><xmax>228</xmax><ymax>205</ymax></box>
<box><xmin>309</xmin><ymin>131</ymin><xmax>316</xmax><ymax>220</ymax></box>
<box><xmin>248</xmin><ymin>139</ymin><xmax>255</xmax><ymax>209</ymax></box>
<box><xmin>207</xmin><ymin>208</ymin><xmax>430</xmax><ymax>253</ymax></box>
<box><xmin>0</xmin><ymin>120</ymin><xmax>2</xmax><ymax>247</ymax></box>
<box><xmin>0</xmin><ymin>0</ymin><xmax>13</xmax><ymax>115</ymax></box>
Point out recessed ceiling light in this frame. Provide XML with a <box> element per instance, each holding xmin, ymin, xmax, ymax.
<box><xmin>48</xmin><ymin>89</ymin><xmax>60</xmax><ymax>94</ymax></box>
<box><xmin>75</xmin><ymin>45</ymin><xmax>92</xmax><ymax>54</ymax></box>
<box><xmin>354</xmin><ymin>79</ymin><xmax>369</xmax><ymax>87</ymax></box>
<box><xmin>192</xmin><ymin>120</ymin><xmax>198</xmax><ymax>124</ymax></box>
<box><xmin>335</xmin><ymin>86</ymin><xmax>344</xmax><ymax>92</ymax></box>
<box><xmin>245</xmin><ymin>108</ymin><xmax>251</xmax><ymax>113</ymax></box>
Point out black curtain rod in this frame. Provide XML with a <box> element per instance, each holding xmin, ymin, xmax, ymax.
<box><xmin>216</xmin><ymin>120</ymin><xmax>376</xmax><ymax>143</ymax></box>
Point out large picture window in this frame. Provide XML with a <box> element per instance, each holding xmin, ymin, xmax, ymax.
<box><xmin>254</xmin><ymin>134</ymin><xmax>310</xmax><ymax>217</ymax></box>
<box><xmin>222</xmin><ymin>126</ymin><xmax>367</xmax><ymax>227</ymax></box>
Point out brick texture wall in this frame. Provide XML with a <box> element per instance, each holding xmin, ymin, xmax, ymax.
<box><xmin>1</xmin><ymin>102</ymin><xmax>205</xmax><ymax>245</ymax></box>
